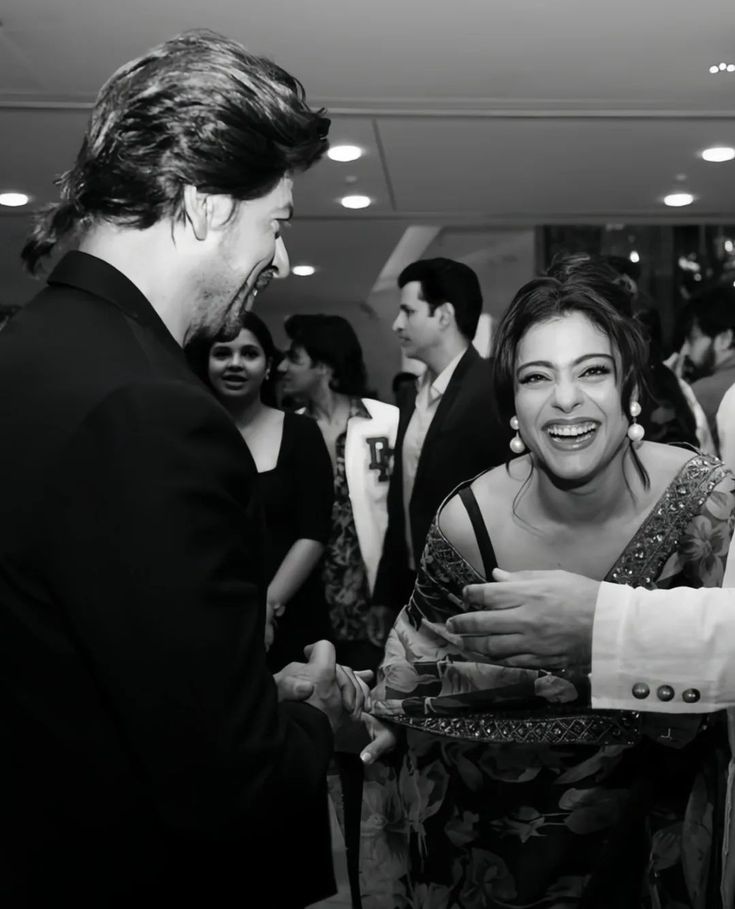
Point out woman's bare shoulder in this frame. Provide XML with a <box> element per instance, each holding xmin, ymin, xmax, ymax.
<box><xmin>437</xmin><ymin>459</ymin><xmax>530</xmax><ymax>564</ymax></box>
<box><xmin>639</xmin><ymin>441</ymin><xmax>702</xmax><ymax>481</ymax></box>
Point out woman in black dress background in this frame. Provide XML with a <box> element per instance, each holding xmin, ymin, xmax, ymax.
<box><xmin>186</xmin><ymin>311</ymin><xmax>334</xmax><ymax>669</ymax></box>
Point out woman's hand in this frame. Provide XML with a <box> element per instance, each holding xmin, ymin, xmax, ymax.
<box><xmin>360</xmin><ymin>714</ymin><xmax>399</xmax><ymax>765</ymax></box>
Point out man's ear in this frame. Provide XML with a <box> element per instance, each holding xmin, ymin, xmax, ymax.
<box><xmin>182</xmin><ymin>187</ymin><xmax>235</xmax><ymax>241</ymax></box>
<box><xmin>182</xmin><ymin>186</ymin><xmax>210</xmax><ymax>241</ymax></box>
<box><xmin>438</xmin><ymin>301</ymin><xmax>456</xmax><ymax>328</ymax></box>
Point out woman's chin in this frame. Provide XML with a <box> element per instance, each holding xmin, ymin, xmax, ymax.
<box><xmin>534</xmin><ymin>452</ymin><xmax>603</xmax><ymax>489</ymax></box>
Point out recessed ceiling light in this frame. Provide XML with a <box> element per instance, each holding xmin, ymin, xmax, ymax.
<box><xmin>327</xmin><ymin>145</ymin><xmax>363</xmax><ymax>163</ymax></box>
<box><xmin>292</xmin><ymin>264</ymin><xmax>316</xmax><ymax>277</ymax></box>
<box><xmin>340</xmin><ymin>194</ymin><xmax>371</xmax><ymax>210</ymax></box>
<box><xmin>664</xmin><ymin>192</ymin><xmax>695</xmax><ymax>207</ymax></box>
<box><xmin>0</xmin><ymin>191</ymin><xmax>30</xmax><ymax>207</ymax></box>
<box><xmin>700</xmin><ymin>145</ymin><xmax>735</xmax><ymax>163</ymax></box>
<box><xmin>709</xmin><ymin>62</ymin><xmax>735</xmax><ymax>74</ymax></box>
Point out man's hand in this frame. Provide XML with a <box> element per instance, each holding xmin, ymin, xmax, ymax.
<box><xmin>445</xmin><ymin>568</ymin><xmax>600</xmax><ymax>670</ymax></box>
<box><xmin>273</xmin><ymin>664</ymin><xmax>315</xmax><ymax>702</ymax></box>
<box><xmin>303</xmin><ymin>642</ymin><xmax>372</xmax><ymax>720</ymax></box>
<box><xmin>275</xmin><ymin>641</ymin><xmax>343</xmax><ymax>730</ymax></box>
<box><xmin>274</xmin><ymin>641</ymin><xmax>373</xmax><ymax>730</ymax></box>
<box><xmin>366</xmin><ymin>604</ymin><xmax>393</xmax><ymax>647</ymax></box>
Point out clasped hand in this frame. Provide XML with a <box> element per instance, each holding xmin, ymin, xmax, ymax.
<box><xmin>274</xmin><ymin>640</ymin><xmax>373</xmax><ymax>732</ymax></box>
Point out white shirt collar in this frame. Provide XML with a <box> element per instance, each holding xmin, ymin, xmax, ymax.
<box><xmin>420</xmin><ymin>348</ymin><xmax>466</xmax><ymax>402</ymax></box>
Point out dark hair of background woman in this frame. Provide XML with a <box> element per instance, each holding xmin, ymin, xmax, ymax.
<box><xmin>185</xmin><ymin>309</ymin><xmax>280</xmax><ymax>406</ymax></box>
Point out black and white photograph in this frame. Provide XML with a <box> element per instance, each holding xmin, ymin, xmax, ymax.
<box><xmin>1</xmin><ymin>2</ymin><xmax>735</xmax><ymax>906</ymax></box>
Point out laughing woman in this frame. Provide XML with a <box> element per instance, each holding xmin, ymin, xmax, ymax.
<box><xmin>360</xmin><ymin>266</ymin><xmax>735</xmax><ymax>908</ymax></box>
<box><xmin>186</xmin><ymin>311</ymin><xmax>334</xmax><ymax>669</ymax></box>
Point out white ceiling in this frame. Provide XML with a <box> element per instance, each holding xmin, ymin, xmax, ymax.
<box><xmin>1</xmin><ymin>0</ymin><xmax>735</xmax><ymax>318</ymax></box>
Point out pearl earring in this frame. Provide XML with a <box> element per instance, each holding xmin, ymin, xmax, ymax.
<box><xmin>509</xmin><ymin>415</ymin><xmax>526</xmax><ymax>454</ymax></box>
<box><xmin>627</xmin><ymin>400</ymin><xmax>645</xmax><ymax>443</ymax></box>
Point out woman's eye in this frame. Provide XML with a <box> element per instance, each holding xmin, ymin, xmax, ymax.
<box><xmin>581</xmin><ymin>365</ymin><xmax>611</xmax><ymax>378</ymax></box>
<box><xmin>518</xmin><ymin>373</ymin><xmax>547</xmax><ymax>384</ymax></box>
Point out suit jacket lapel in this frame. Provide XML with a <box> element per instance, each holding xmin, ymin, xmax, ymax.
<box><xmin>416</xmin><ymin>346</ymin><xmax>478</xmax><ymax>468</ymax></box>
<box><xmin>388</xmin><ymin>388</ymin><xmax>416</xmax><ymax>521</ymax></box>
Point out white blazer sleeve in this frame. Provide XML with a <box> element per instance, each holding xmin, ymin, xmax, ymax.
<box><xmin>590</xmin><ymin>560</ymin><xmax>735</xmax><ymax>712</ymax></box>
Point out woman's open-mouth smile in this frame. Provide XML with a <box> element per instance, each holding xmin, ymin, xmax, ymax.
<box><xmin>544</xmin><ymin>419</ymin><xmax>600</xmax><ymax>450</ymax></box>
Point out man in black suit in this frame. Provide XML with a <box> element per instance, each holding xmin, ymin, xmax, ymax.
<box><xmin>372</xmin><ymin>258</ymin><xmax>510</xmax><ymax>620</ymax></box>
<box><xmin>0</xmin><ymin>30</ymin><xmax>366</xmax><ymax>909</ymax></box>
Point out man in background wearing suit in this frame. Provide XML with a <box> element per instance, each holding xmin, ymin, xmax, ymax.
<box><xmin>371</xmin><ymin>257</ymin><xmax>510</xmax><ymax>622</ymax></box>
<box><xmin>0</xmin><ymin>30</ymin><xmax>367</xmax><ymax>909</ymax></box>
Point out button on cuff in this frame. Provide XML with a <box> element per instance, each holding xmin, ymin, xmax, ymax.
<box><xmin>656</xmin><ymin>685</ymin><xmax>675</xmax><ymax>702</ymax></box>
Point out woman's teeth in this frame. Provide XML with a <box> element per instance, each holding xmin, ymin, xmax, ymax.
<box><xmin>547</xmin><ymin>422</ymin><xmax>596</xmax><ymax>438</ymax></box>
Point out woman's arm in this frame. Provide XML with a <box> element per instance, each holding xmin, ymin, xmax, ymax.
<box><xmin>268</xmin><ymin>415</ymin><xmax>334</xmax><ymax>619</ymax></box>
<box><xmin>267</xmin><ymin>539</ymin><xmax>325</xmax><ymax>614</ymax></box>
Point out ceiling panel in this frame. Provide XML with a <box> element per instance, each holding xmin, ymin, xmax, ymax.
<box><xmin>0</xmin><ymin>110</ymin><xmax>91</xmax><ymax>201</ymax></box>
<box><xmin>379</xmin><ymin>117</ymin><xmax>735</xmax><ymax>218</ymax></box>
<box><xmin>0</xmin><ymin>32</ymin><xmax>42</xmax><ymax>93</ymax></box>
<box><xmin>286</xmin><ymin>116</ymin><xmax>393</xmax><ymax>215</ymax></box>
<box><xmin>1</xmin><ymin>0</ymin><xmax>734</xmax><ymax>107</ymax></box>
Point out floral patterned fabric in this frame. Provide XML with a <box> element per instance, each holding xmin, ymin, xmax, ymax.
<box><xmin>360</xmin><ymin>454</ymin><xmax>735</xmax><ymax>909</ymax></box>
<box><xmin>322</xmin><ymin>397</ymin><xmax>372</xmax><ymax>642</ymax></box>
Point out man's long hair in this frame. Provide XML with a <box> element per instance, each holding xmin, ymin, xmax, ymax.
<box><xmin>22</xmin><ymin>29</ymin><xmax>330</xmax><ymax>273</ymax></box>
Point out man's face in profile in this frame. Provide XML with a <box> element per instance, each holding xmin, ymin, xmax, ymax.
<box><xmin>190</xmin><ymin>176</ymin><xmax>293</xmax><ymax>341</ymax></box>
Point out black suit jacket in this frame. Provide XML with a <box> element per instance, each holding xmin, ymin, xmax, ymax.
<box><xmin>0</xmin><ymin>253</ymin><xmax>334</xmax><ymax>907</ymax></box>
<box><xmin>373</xmin><ymin>346</ymin><xmax>510</xmax><ymax>608</ymax></box>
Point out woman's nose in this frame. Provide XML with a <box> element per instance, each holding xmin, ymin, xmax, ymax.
<box><xmin>552</xmin><ymin>376</ymin><xmax>583</xmax><ymax>411</ymax></box>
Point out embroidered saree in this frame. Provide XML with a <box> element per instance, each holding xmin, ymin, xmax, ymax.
<box><xmin>360</xmin><ymin>454</ymin><xmax>735</xmax><ymax>908</ymax></box>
